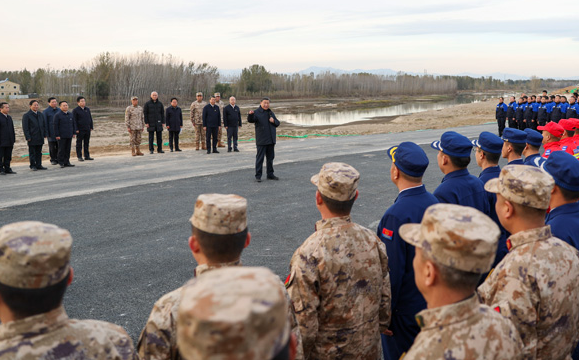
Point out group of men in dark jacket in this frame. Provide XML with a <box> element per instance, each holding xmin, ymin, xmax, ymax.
<box><xmin>496</xmin><ymin>90</ymin><xmax>579</xmax><ymax>136</ymax></box>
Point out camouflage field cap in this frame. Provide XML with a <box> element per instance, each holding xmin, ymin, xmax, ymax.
<box><xmin>131</xmin><ymin>96</ymin><xmax>138</xmax><ymax>100</ymax></box>
<box><xmin>177</xmin><ymin>266</ymin><xmax>290</xmax><ymax>360</ymax></box>
<box><xmin>214</xmin><ymin>92</ymin><xmax>221</xmax><ymax>97</ymax></box>
<box><xmin>484</xmin><ymin>165</ymin><xmax>554</xmax><ymax>210</ymax></box>
<box><xmin>196</xmin><ymin>92</ymin><xmax>203</xmax><ymax>96</ymax></box>
<box><xmin>399</xmin><ymin>204</ymin><xmax>499</xmax><ymax>273</ymax></box>
<box><xmin>0</xmin><ymin>221</ymin><xmax>72</xmax><ymax>289</ymax></box>
<box><xmin>311</xmin><ymin>162</ymin><xmax>360</xmax><ymax>201</ymax></box>
<box><xmin>190</xmin><ymin>194</ymin><xmax>247</xmax><ymax>235</ymax></box>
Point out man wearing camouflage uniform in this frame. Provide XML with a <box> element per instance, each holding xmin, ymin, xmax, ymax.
<box><xmin>125</xmin><ymin>96</ymin><xmax>145</xmax><ymax>156</ymax></box>
<box><xmin>399</xmin><ymin>204</ymin><xmax>523</xmax><ymax>360</ymax></box>
<box><xmin>287</xmin><ymin>162</ymin><xmax>391</xmax><ymax>359</ymax></box>
<box><xmin>0</xmin><ymin>221</ymin><xmax>137</xmax><ymax>360</ymax></box>
<box><xmin>214</xmin><ymin>92</ymin><xmax>226</xmax><ymax>148</ymax></box>
<box><xmin>189</xmin><ymin>92</ymin><xmax>206</xmax><ymax>150</ymax></box>
<box><xmin>478</xmin><ymin>165</ymin><xmax>579</xmax><ymax>360</ymax></box>
<box><xmin>177</xmin><ymin>267</ymin><xmax>297</xmax><ymax>360</ymax></box>
<box><xmin>137</xmin><ymin>193</ymin><xmax>303</xmax><ymax>360</ymax></box>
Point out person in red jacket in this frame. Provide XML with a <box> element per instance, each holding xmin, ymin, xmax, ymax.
<box><xmin>538</xmin><ymin>122</ymin><xmax>564</xmax><ymax>158</ymax></box>
<box><xmin>558</xmin><ymin>119</ymin><xmax>577</xmax><ymax>155</ymax></box>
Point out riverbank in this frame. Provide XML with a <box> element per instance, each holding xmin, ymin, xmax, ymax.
<box><xmin>7</xmin><ymin>97</ymin><xmax>494</xmax><ymax>162</ymax></box>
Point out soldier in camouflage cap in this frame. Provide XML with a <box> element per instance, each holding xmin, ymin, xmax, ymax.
<box><xmin>125</xmin><ymin>96</ymin><xmax>145</xmax><ymax>156</ymax></box>
<box><xmin>287</xmin><ymin>162</ymin><xmax>391</xmax><ymax>359</ymax></box>
<box><xmin>478</xmin><ymin>165</ymin><xmax>579</xmax><ymax>360</ymax></box>
<box><xmin>190</xmin><ymin>92</ymin><xmax>206</xmax><ymax>150</ymax></box>
<box><xmin>177</xmin><ymin>266</ymin><xmax>295</xmax><ymax>360</ymax></box>
<box><xmin>399</xmin><ymin>204</ymin><xmax>523</xmax><ymax>360</ymax></box>
<box><xmin>0</xmin><ymin>221</ymin><xmax>137</xmax><ymax>360</ymax></box>
<box><xmin>138</xmin><ymin>194</ymin><xmax>304</xmax><ymax>360</ymax></box>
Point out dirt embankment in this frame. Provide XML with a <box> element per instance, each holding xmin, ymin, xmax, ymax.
<box><xmin>7</xmin><ymin>97</ymin><xmax>495</xmax><ymax>162</ymax></box>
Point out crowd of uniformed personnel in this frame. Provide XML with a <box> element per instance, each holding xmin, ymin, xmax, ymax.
<box><xmin>2</xmin><ymin>94</ymin><xmax>579</xmax><ymax>360</ymax></box>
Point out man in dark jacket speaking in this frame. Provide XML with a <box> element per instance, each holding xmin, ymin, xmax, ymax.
<box><xmin>144</xmin><ymin>91</ymin><xmax>165</xmax><ymax>154</ymax></box>
<box><xmin>248</xmin><ymin>97</ymin><xmax>280</xmax><ymax>182</ymax></box>
<box><xmin>22</xmin><ymin>100</ymin><xmax>47</xmax><ymax>171</ymax></box>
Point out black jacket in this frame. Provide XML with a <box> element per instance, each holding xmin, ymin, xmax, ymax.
<box><xmin>223</xmin><ymin>104</ymin><xmax>242</xmax><ymax>128</ymax></box>
<box><xmin>165</xmin><ymin>106</ymin><xmax>183</xmax><ymax>132</ymax></box>
<box><xmin>54</xmin><ymin>110</ymin><xmax>75</xmax><ymax>139</ymax></box>
<box><xmin>22</xmin><ymin>110</ymin><xmax>46</xmax><ymax>146</ymax></box>
<box><xmin>144</xmin><ymin>99</ymin><xmax>165</xmax><ymax>132</ymax></box>
<box><xmin>72</xmin><ymin>106</ymin><xmax>94</xmax><ymax>132</ymax></box>
<box><xmin>0</xmin><ymin>113</ymin><xmax>15</xmax><ymax>147</ymax></box>
<box><xmin>202</xmin><ymin>104</ymin><xmax>221</xmax><ymax>128</ymax></box>
<box><xmin>247</xmin><ymin>106</ymin><xmax>280</xmax><ymax>146</ymax></box>
<box><xmin>43</xmin><ymin>106</ymin><xmax>59</xmax><ymax>141</ymax></box>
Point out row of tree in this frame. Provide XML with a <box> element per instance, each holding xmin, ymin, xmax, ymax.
<box><xmin>1</xmin><ymin>52</ymin><xmax>578</xmax><ymax>104</ymax></box>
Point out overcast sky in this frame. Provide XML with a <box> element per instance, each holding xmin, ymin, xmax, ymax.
<box><xmin>3</xmin><ymin>0</ymin><xmax>577</xmax><ymax>78</ymax></box>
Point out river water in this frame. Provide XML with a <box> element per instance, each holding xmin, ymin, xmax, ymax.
<box><xmin>283</xmin><ymin>94</ymin><xmax>498</xmax><ymax>126</ymax></box>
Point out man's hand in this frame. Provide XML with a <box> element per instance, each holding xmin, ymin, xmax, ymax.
<box><xmin>249</xmin><ymin>110</ymin><xmax>254</xmax><ymax>115</ymax></box>
<box><xmin>56</xmin><ymin>137</ymin><xmax>60</xmax><ymax>140</ymax></box>
<box><xmin>382</xmin><ymin>329</ymin><xmax>394</xmax><ymax>336</ymax></box>
<box><xmin>225</xmin><ymin>127</ymin><xmax>228</xmax><ymax>130</ymax></box>
<box><xmin>269</xmin><ymin>117</ymin><xmax>274</xmax><ymax>123</ymax></box>
<box><xmin>76</xmin><ymin>130</ymin><xmax>80</xmax><ymax>134</ymax></box>
<box><xmin>27</xmin><ymin>139</ymin><xmax>31</xmax><ymax>142</ymax></box>
<box><xmin>145</xmin><ymin>124</ymin><xmax>150</xmax><ymax>128</ymax></box>
<box><xmin>166</xmin><ymin>126</ymin><xmax>170</xmax><ymax>130</ymax></box>
<box><xmin>128</xmin><ymin>128</ymin><xmax>131</xmax><ymax>133</ymax></box>
<box><xmin>203</xmin><ymin>127</ymin><xmax>207</xmax><ymax>131</ymax></box>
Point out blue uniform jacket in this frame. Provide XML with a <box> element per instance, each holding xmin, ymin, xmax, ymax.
<box><xmin>523</xmin><ymin>153</ymin><xmax>546</xmax><ymax>167</ymax></box>
<box><xmin>43</xmin><ymin>106</ymin><xmax>59</xmax><ymax>141</ymax></box>
<box><xmin>377</xmin><ymin>184</ymin><xmax>438</xmax><ymax>360</ymax></box>
<box><xmin>560</xmin><ymin>103</ymin><xmax>570</xmax><ymax>119</ymax></box>
<box><xmin>496</xmin><ymin>103</ymin><xmax>507</xmax><ymax>119</ymax></box>
<box><xmin>567</xmin><ymin>104</ymin><xmax>579</xmax><ymax>118</ymax></box>
<box><xmin>434</xmin><ymin>168</ymin><xmax>490</xmax><ymax>215</ymax></box>
<box><xmin>507</xmin><ymin>158</ymin><xmax>524</xmax><ymax>165</ymax></box>
<box><xmin>546</xmin><ymin>202</ymin><xmax>579</xmax><ymax>250</ymax></box>
<box><xmin>478</xmin><ymin>166</ymin><xmax>509</xmax><ymax>268</ymax></box>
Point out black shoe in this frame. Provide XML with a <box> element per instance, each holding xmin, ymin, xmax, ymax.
<box><xmin>228</xmin><ymin>149</ymin><xmax>232</xmax><ymax>153</ymax></box>
<box><xmin>37</xmin><ymin>166</ymin><xmax>48</xmax><ymax>170</ymax></box>
<box><xmin>77</xmin><ymin>157</ymin><xmax>84</xmax><ymax>162</ymax></box>
<box><xmin>170</xmin><ymin>149</ymin><xmax>174</xmax><ymax>152</ymax></box>
<box><xmin>234</xmin><ymin>149</ymin><xmax>240</xmax><ymax>152</ymax></box>
<box><xmin>207</xmin><ymin>150</ymin><xmax>211</xmax><ymax>154</ymax></box>
<box><xmin>64</xmin><ymin>163</ymin><xmax>75</xmax><ymax>167</ymax></box>
<box><xmin>150</xmin><ymin>150</ymin><xmax>154</xmax><ymax>154</ymax></box>
<box><xmin>60</xmin><ymin>164</ymin><xmax>65</xmax><ymax>168</ymax></box>
<box><xmin>85</xmin><ymin>157</ymin><xmax>94</xmax><ymax>160</ymax></box>
<box><xmin>5</xmin><ymin>169</ymin><xmax>16</xmax><ymax>174</ymax></box>
<box><xmin>0</xmin><ymin>169</ymin><xmax>5</xmax><ymax>175</ymax></box>
<box><xmin>50</xmin><ymin>160</ymin><xmax>58</xmax><ymax>165</ymax></box>
<box><xmin>267</xmin><ymin>175</ymin><xmax>279</xmax><ymax>180</ymax></box>
<box><xmin>176</xmin><ymin>149</ymin><xmax>182</xmax><ymax>152</ymax></box>
<box><xmin>255</xmin><ymin>178</ymin><xmax>262</xmax><ymax>183</ymax></box>
<box><xmin>31</xmin><ymin>166</ymin><xmax>38</xmax><ymax>171</ymax></box>
<box><xmin>213</xmin><ymin>149</ymin><xmax>219</xmax><ymax>154</ymax></box>
<box><xmin>158</xmin><ymin>150</ymin><xmax>165</xmax><ymax>154</ymax></box>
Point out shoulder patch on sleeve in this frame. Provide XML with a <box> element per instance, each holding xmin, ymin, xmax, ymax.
<box><xmin>285</xmin><ymin>270</ymin><xmax>295</xmax><ymax>289</ymax></box>
<box><xmin>382</xmin><ymin>228</ymin><xmax>393</xmax><ymax>240</ymax></box>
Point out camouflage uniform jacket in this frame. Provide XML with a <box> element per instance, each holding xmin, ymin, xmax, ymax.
<box><xmin>402</xmin><ymin>295</ymin><xmax>523</xmax><ymax>360</ymax></box>
<box><xmin>0</xmin><ymin>306</ymin><xmax>137</xmax><ymax>360</ymax></box>
<box><xmin>287</xmin><ymin>215</ymin><xmax>391</xmax><ymax>360</ymax></box>
<box><xmin>478</xmin><ymin>226</ymin><xmax>579</xmax><ymax>360</ymax></box>
<box><xmin>189</xmin><ymin>101</ymin><xmax>206</xmax><ymax>125</ymax></box>
<box><xmin>216</xmin><ymin>100</ymin><xmax>225</xmax><ymax>126</ymax></box>
<box><xmin>125</xmin><ymin>105</ymin><xmax>145</xmax><ymax>130</ymax></box>
<box><xmin>137</xmin><ymin>260</ymin><xmax>304</xmax><ymax>360</ymax></box>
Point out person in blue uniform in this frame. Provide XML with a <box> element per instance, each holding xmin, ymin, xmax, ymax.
<box><xmin>377</xmin><ymin>142</ymin><xmax>438</xmax><ymax>360</ymax></box>
<box><xmin>549</xmin><ymin>95</ymin><xmax>560</xmax><ymax>123</ymax></box>
<box><xmin>523</xmin><ymin>96</ymin><xmax>534</xmax><ymax>130</ymax></box>
<box><xmin>472</xmin><ymin>132</ymin><xmax>509</xmax><ymax>269</ymax></box>
<box><xmin>500</xmin><ymin>128</ymin><xmax>526</xmax><ymax>165</ymax></box>
<box><xmin>431</xmin><ymin>131</ymin><xmax>490</xmax><ymax>215</ymax></box>
<box><xmin>560</xmin><ymin>96</ymin><xmax>570</xmax><ymax>120</ymax></box>
<box><xmin>538</xmin><ymin>96</ymin><xmax>550</xmax><ymax>126</ymax></box>
<box><xmin>495</xmin><ymin>97</ymin><xmax>508</xmax><ymax>136</ymax></box>
<box><xmin>522</xmin><ymin>128</ymin><xmax>546</xmax><ymax>167</ymax></box>
<box><xmin>567</xmin><ymin>96</ymin><xmax>579</xmax><ymax>119</ymax></box>
<box><xmin>515</xmin><ymin>97</ymin><xmax>525</xmax><ymax>130</ymax></box>
<box><xmin>506</xmin><ymin>96</ymin><xmax>517</xmax><ymax>129</ymax></box>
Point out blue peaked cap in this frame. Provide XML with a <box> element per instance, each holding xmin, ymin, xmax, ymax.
<box><xmin>387</xmin><ymin>142</ymin><xmax>429</xmax><ymax>177</ymax></box>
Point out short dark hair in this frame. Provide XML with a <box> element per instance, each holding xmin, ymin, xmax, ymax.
<box><xmin>550</xmin><ymin>95</ymin><xmax>556</xmax><ymax>100</ymax></box>
<box><xmin>543</xmin><ymin>90</ymin><xmax>548</xmax><ymax>93</ymax></box>
<box><xmin>0</xmin><ymin>102</ymin><xmax>7</xmax><ymax>109</ymax></box>
<box><xmin>423</xmin><ymin>253</ymin><xmax>481</xmax><ymax>291</ymax></box>
<box><xmin>482</xmin><ymin>150</ymin><xmax>500</xmax><ymax>164</ymax></box>
<box><xmin>170</xmin><ymin>97</ymin><xmax>178</xmax><ymax>102</ymax></box>
<box><xmin>561</xmin><ymin>96</ymin><xmax>567</xmax><ymax>100</ymax></box>
<box><xmin>48</xmin><ymin>97</ymin><xmax>56</xmax><ymax>103</ymax></box>
<box><xmin>399</xmin><ymin>170</ymin><xmax>422</xmax><ymax>183</ymax></box>
<box><xmin>507</xmin><ymin>141</ymin><xmax>525</xmax><ymax>156</ymax></box>
<box><xmin>559</xmin><ymin>186</ymin><xmax>579</xmax><ymax>202</ymax></box>
<box><xmin>210</xmin><ymin>96</ymin><xmax>216</xmax><ymax>100</ymax></box>
<box><xmin>522</xmin><ymin>95</ymin><xmax>528</xmax><ymax>100</ymax></box>
<box><xmin>499</xmin><ymin>97</ymin><xmax>504</xmax><ymax>101</ymax></box>
<box><xmin>76</xmin><ymin>96</ymin><xmax>85</xmax><ymax>103</ymax></box>
<box><xmin>543</xmin><ymin>96</ymin><xmax>549</xmax><ymax>100</ymax></box>
<box><xmin>29</xmin><ymin>99</ymin><xmax>38</xmax><ymax>106</ymax></box>
<box><xmin>566</xmin><ymin>130</ymin><xmax>575</xmax><ymax>138</ymax></box>
<box><xmin>319</xmin><ymin>193</ymin><xmax>356</xmax><ymax>216</ymax></box>
<box><xmin>448</xmin><ymin>155</ymin><xmax>471</xmax><ymax>168</ymax></box>
<box><xmin>531</xmin><ymin>95</ymin><xmax>536</xmax><ymax>100</ymax></box>
<box><xmin>0</xmin><ymin>272</ymin><xmax>69</xmax><ymax>319</ymax></box>
<box><xmin>192</xmin><ymin>226</ymin><xmax>247</xmax><ymax>263</ymax></box>
<box><xmin>59</xmin><ymin>101</ymin><xmax>68</xmax><ymax>106</ymax></box>
<box><xmin>261</xmin><ymin>97</ymin><xmax>270</xmax><ymax>102</ymax></box>
<box><xmin>527</xmin><ymin>143</ymin><xmax>541</xmax><ymax>152</ymax></box>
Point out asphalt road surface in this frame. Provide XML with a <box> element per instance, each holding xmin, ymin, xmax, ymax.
<box><xmin>0</xmin><ymin>123</ymin><xmax>504</xmax><ymax>342</ymax></box>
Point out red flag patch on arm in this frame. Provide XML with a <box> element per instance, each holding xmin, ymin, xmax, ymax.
<box><xmin>382</xmin><ymin>228</ymin><xmax>393</xmax><ymax>240</ymax></box>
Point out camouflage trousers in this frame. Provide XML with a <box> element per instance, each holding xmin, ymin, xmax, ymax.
<box><xmin>129</xmin><ymin>130</ymin><xmax>142</xmax><ymax>147</ymax></box>
<box><xmin>194</xmin><ymin>124</ymin><xmax>206</xmax><ymax>146</ymax></box>
<box><xmin>218</xmin><ymin>126</ymin><xmax>223</xmax><ymax>143</ymax></box>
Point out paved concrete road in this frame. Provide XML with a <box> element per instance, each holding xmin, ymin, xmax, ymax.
<box><xmin>0</xmin><ymin>123</ymin><xmax>504</xmax><ymax>342</ymax></box>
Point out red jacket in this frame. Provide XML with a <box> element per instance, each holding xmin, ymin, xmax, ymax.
<box><xmin>542</xmin><ymin>141</ymin><xmax>562</xmax><ymax>158</ymax></box>
<box><xmin>559</xmin><ymin>137</ymin><xmax>577</xmax><ymax>155</ymax></box>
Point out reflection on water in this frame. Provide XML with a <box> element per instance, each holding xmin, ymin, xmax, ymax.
<box><xmin>283</xmin><ymin>95</ymin><xmax>498</xmax><ymax>126</ymax></box>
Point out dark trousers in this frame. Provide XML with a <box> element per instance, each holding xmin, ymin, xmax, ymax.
<box><xmin>206</xmin><ymin>127</ymin><xmax>218</xmax><ymax>151</ymax></box>
<box><xmin>48</xmin><ymin>140</ymin><xmax>58</xmax><ymax>162</ymax></box>
<box><xmin>519</xmin><ymin>119</ymin><xmax>529</xmax><ymax>130</ymax></box>
<box><xmin>508</xmin><ymin>118</ymin><xmax>517</xmax><ymax>129</ymax></box>
<box><xmin>57</xmin><ymin>138</ymin><xmax>72</xmax><ymax>165</ymax></box>
<box><xmin>148</xmin><ymin>130</ymin><xmax>163</xmax><ymax>152</ymax></box>
<box><xmin>168</xmin><ymin>131</ymin><xmax>180</xmax><ymax>150</ymax></box>
<box><xmin>28</xmin><ymin>144</ymin><xmax>43</xmax><ymax>168</ymax></box>
<box><xmin>0</xmin><ymin>146</ymin><xmax>13</xmax><ymax>171</ymax></box>
<box><xmin>497</xmin><ymin>118</ymin><xmax>506</xmax><ymax>136</ymax></box>
<box><xmin>381</xmin><ymin>312</ymin><xmax>421</xmax><ymax>360</ymax></box>
<box><xmin>76</xmin><ymin>130</ymin><xmax>91</xmax><ymax>158</ymax></box>
<box><xmin>255</xmin><ymin>144</ymin><xmax>275</xmax><ymax>179</ymax></box>
<box><xmin>227</xmin><ymin>127</ymin><xmax>239</xmax><ymax>150</ymax></box>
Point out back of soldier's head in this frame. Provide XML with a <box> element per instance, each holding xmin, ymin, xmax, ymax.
<box><xmin>0</xmin><ymin>222</ymin><xmax>72</xmax><ymax>319</ymax></box>
<box><xmin>190</xmin><ymin>194</ymin><xmax>248</xmax><ymax>263</ymax></box>
<box><xmin>178</xmin><ymin>266</ymin><xmax>291</xmax><ymax>360</ymax></box>
<box><xmin>311</xmin><ymin>162</ymin><xmax>360</xmax><ymax>216</ymax></box>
